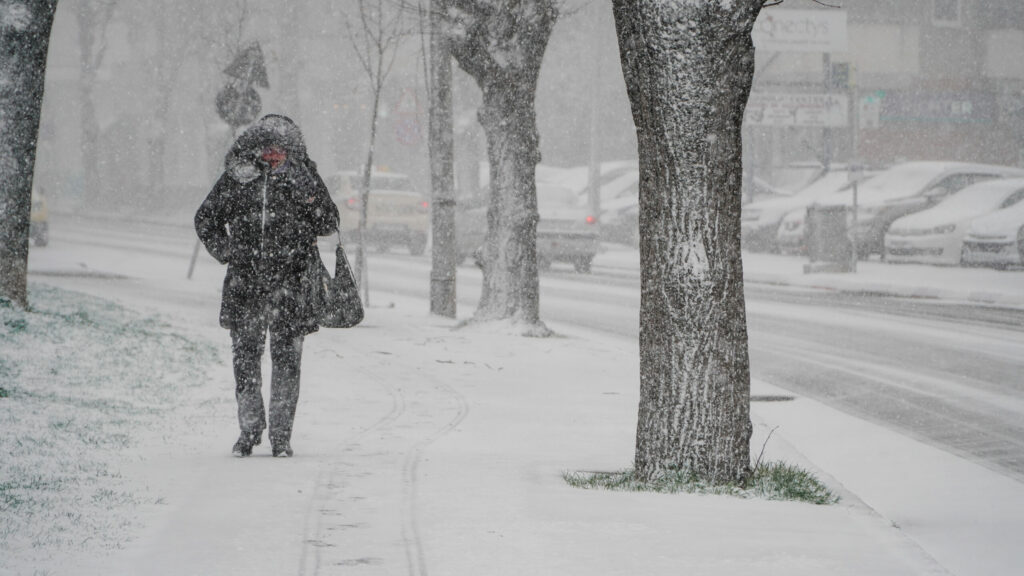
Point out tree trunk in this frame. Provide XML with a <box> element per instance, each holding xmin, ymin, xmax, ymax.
<box><xmin>0</xmin><ymin>0</ymin><xmax>58</xmax><ymax>308</ymax></box>
<box><xmin>612</xmin><ymin>0</ymin><xmax>761</xmax><ymax>484</ymax></box>
<box><xmin>147</xmin><ymin>3</ymin><xmax>180</xmax><ymax>203</ymax></box>
<box><xmin>356</xmin><ymin>84</ymin><xmax>382</xmax><ymax>307</ymax></box>
<box><xmin>446</xmin><ymin>0</ymin><xmax>558</xmax><ymax>332</ymax></box>
<box><xmin>474</xmin><ymin>82</ymin><xmax>543</xmax><ymax>326</ymax></box>
<box><xmin>428</xmin><ymin>2</ymin><xmax>456</xmax><ymax>318</ymax></box>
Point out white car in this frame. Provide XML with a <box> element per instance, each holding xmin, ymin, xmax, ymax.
<box><xmin>743</xmin><ymin>167</ymin><xmax>871</xmax><ymax>253</ymax></box>
<box><xmin>815</xmin><ymin>161</ymin><xmax>1024</xmax><ymax>257</ymax></box>
<box><xmin>961</xmin><ymin>191</ymin><xmax>1024</xmax><ymax>268</ymax></box>
<box><xmin>774</xmin><ymin>171</ymin><xmax>880</xmax><ymax>255</ymax></box>
<box><xmin>884</xmin><ymin>178</ymin><xmax>1024</xmax><ymax>265</ymax></box>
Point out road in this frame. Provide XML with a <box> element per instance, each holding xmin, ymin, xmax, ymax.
<box><xmin>37</xmin><ymin>215</ymin><xmax>1024</xmax><ymax>484</ymax></box>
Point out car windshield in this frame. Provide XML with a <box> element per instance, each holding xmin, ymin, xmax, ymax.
<box><xmin>537</xmin><ymin>184</ymin><xmax>579</xmax><ymax>211</ymax></box>
<box><xmin>938</xmin><ymin>185</ymin><xmax>1024</xmax><ymax>213</ymax></box>
<box><xmin>796</xmin><ymin>172</ymin><xmax>856</xmax><ymax>197</ymax></box>
<box><xmin>772</xmin><ymin>163</ymin><xmax>824</xmax><ymax>193</ymax></box>
<box><xmin>857</xmin><ymin>163</ymin><xmax>951</xmax><ymax>201</ymax></box>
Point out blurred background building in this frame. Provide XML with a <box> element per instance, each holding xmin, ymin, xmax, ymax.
<box><xmin>748</xmin><ymin>0</ymin><xmax>1024</xmax><ymax>193</ymax></box>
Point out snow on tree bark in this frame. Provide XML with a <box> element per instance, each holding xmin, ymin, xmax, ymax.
<box><xmin>612</xmin><ymin>0</ymin><xmax>761</xmax><ymax>484</ymax></box>
<box><xmin>0</xmin><ymin>0</ymin><xmax>58</xmax><ymax>308</ymax></box>
<box><xmin>443</xmin><ymin>1</ymin><xmax>557</xmax><ymax>331</ymax></box>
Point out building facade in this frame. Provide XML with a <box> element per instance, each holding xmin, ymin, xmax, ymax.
<box><xmin>748</xmin><ymin>0</ymin><xmax>1024</xmax><ymax>184</ymax></box>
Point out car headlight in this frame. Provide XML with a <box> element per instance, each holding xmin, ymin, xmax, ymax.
<box><xmin>931</xmin><ymin>224</ymin><xmax>955</xmax><ymax>235</ymax></box>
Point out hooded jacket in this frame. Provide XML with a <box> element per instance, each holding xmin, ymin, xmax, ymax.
<box><xmin>195</xmin><ymin>115</ymin><xmax>340</xmax><ymax>336</ymax></box>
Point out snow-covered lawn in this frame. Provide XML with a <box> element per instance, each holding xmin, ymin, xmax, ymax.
<box><xmin>0</xmin><ymin>284</ymin><xmax>222</xmax><ymax>570</ymax></box>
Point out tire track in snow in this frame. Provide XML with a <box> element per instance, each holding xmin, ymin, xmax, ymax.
<box><xmin>297</xmin><ymin>356</ymin><xmax>408</xmax><ymax>576</ymax></box>
<box><xmin>400</xmin><ymin>383</ymin><xmax>470</xmax><ymax>576</ymax></box>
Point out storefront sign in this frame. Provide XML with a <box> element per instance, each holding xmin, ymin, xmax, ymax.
<box><xmin>879</xmin><ymin>91</ymin><xmax>997</xmax><ymax>125</ymax></box>
<box><xmin>745</xmin><ymin>92</ymin><xmax>849</xmax><ymax>127</ymax></box>
<box><xmin>752</xmin><ymin>9</ymin><xmax>848</xmax><ymax>53</ymax></box>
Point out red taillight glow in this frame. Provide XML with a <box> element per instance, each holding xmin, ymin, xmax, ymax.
<box><xmin>345</xmin><ymin>197</ymin><xmax>358</xmax><ymax>209</ymax></box>
<box><xmin>585</xmin><ymin>215</ymin><xmax>597</xmax><ymax>224</ymax></box>
<box><xmin>418</xmin><ymin>200</ymin><xmax>430</xmax><ymax>213</ymax></box>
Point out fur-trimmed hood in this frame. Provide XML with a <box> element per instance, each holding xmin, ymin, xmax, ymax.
<box><xmin>225</xmin><ymin>114</ymin><xmax>309</xmax><ymax>183</ymax></box>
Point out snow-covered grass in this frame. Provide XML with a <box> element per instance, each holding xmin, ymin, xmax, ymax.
<box><xmin>563</xmin><ymin>460</ymin><xmax>839</xmax><ymax>505</ymax></box>
<box><xmin>0</xmin><ymin>284</ymin><xmax>219</xmax><ymax>568</ymax></box>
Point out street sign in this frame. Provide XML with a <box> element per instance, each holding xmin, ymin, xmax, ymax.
<box><xmin>859</xmin><ymin>94</ymin><xmax>881</xmax><ymax>129</ymax></box>
<box><xmin>745</xmin><ymin>92</ymin><xmax>849</xmax><ymax>127</ymax></box>
<box><xmin>224</xmin><ymin>43</ymin><xmax>269</xmax><ymax>89</ymax></box>
<box><xmin>217</xmin><ymin>85</ymin><xmax>261</xmax><ymax>129</ymax></box>
<box><xmin>217</xmin><ymin>42</ymin><xmax>269</xmax><ymax>129</ymax></box>
<box><xmin>752</xmin><ymin>9</ymin><xmax>848</xmax><ymax>53</ymax></box>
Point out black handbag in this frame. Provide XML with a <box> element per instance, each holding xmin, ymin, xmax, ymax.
<box><xmin>314</xmin><ymin>231</ymin><xmax>364</xmax><ymax>328</ymax></box>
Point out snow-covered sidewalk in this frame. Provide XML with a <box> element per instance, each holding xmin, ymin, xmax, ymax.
<box><xmin>5</xmin><ymin>232</ymin><xmax>1024</xmax><ymax>575</ymax></box>
<box><xmin>4</xmin><ymin>285</ymin><xmax>1014</xmax><ymax>575</ymax></box>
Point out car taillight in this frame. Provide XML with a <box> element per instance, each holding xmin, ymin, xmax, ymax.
<box><xmin>418</xmin><ymin>200</ymin><xmax>430</xmax><ymax>213</ymax></box>
<box><xmin>345</xmin><ymin>197</ymin><xmax>359</xmax><ymax>210</ymax></box>
<box><xmin>585</xmin><ymin>215</ymin><xmax>597</xmax><ymax>224</ymax></box>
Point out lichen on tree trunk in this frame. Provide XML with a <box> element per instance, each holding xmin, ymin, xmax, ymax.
<box><xmin>613</xmin><ymin>0</ymin><xmax>762</xmax><ymax>484</ymax></box>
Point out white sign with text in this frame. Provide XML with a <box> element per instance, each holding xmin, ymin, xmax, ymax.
<box><xmin>745</xmin><ymin>92</ymin><xmax>850</xmax><ymax>127</ymax></box>
<box><xmin>752</xmin><ymin>9</ymin><xmax>848</xmax><ymax>53</ymax></box>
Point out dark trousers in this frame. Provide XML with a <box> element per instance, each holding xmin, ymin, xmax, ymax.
<box><xmin>230</xmin><ymin>318</ymin><xmax>304</xmax><ymax>445</ymax></box>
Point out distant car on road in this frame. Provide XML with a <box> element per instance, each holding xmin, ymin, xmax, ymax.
<box><xmin>961</xmin><ymin>189</ymin><xmax>1024</xmax><ymax>268</ymax></box>
<box><xmin>884</xmin><ymin>178</ymin><xmax>1024</xmax><ymax>265</ymax></box>
<box><xmin>30</xmin><ymin>188</ymin><xmax>49</xmax><ymax>247</ymax></box>
<box><xmin>326</xmin><ymin>171</ymin><xmax>429</xmax><ymax>256</ymax></box>
<box><xmin>456</xmin><ymin>183</ymin><xmax>600</xmax><ymax>273</ymax></box>
<box><xmin>815</xmin><ymin>161</ymin><xmax>1024</xmax><ymax>258</ymax></box>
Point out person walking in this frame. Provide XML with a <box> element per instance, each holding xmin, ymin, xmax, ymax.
<box><xmin>195</xmin><ymin>114</ymin><xmax>339</xmax><ymax>458</ymax></box>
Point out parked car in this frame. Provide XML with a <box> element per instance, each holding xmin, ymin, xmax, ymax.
<box><xmin>961</xmin><ymin>193</ymin><xmax>1024</xmax><ymax>268</ymax></box>
<box><xmin>775</xmin><ymin>206</ymin><xmax>810</xmax><ymax>255</ymax></box>
<box><xmin>742</xmin><ymin>166</ymin><xmax>876</xmax><ymax>253</ymax></box>
<box><xmin>30</xmin><ymin>188</ymin><xmax>49</xmax><ymax>247</ymax></box>
<box><xmin>456</xmin><ymin>183</ymin><xmax>600</xmax><ymax>273</ymax></box>
<box><xmin>884</xmin><ymin>178</ymin><xmax>1024</xmax><ymax>265</ymax></box>
<box><xmin>816</xmin><ymin>161</ymin><xmax>1024</xmax><ymax>257</ymax></box>
<box><xmin>326</xmin><ymin>170</ymin><xmax>429</xmax><ymax>255</ymax></box>
<box><xmin>775</xmin><ymin>172</ymin><xmax>884</xmax><ymax>256</ymax></box>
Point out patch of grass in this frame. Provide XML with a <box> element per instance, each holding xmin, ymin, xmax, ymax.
<box><xmin>564</xmin><ymin>461</ymin><xmax>838</xmax><ymax>505</ymax></box>
<box><xmin>0</xmin><ymin>283</ymin><xmax>221</xmax><ymax>563</ymax></box>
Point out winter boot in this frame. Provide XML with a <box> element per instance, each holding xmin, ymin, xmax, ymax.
<box><xmin>232</xmin><ymin>431</ymin><xmax>262</xmax><ymax>457</ymax></box>
<box><xmin>272</xmin><ymin>440</ymin><xmax>293</xmax><ymax>458</ymax></box>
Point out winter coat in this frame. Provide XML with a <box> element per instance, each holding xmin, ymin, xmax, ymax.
<box><xmin>195</xmin><ymin>114</ymin><xmax>340</xmax><ymax>337</ymax></box>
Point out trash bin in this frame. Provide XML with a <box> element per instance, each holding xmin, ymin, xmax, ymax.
<box><xmin>803</xmin><ymin>204</ymin><xmax>854</xmax><ymax>273</ymax></box>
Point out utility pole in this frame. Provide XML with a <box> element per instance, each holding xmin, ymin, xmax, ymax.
<box><xmin>428</xmin><ymin>0</ymin><xmax>457</xmax><ymax>317</ymax></box>
<box><xmin>585</xmin><ymin>4</ymin><xmax>603</xmax><ymax>223</ymax></box>
<box><xmin>822</xmin><ymin>52</ymin><xmax>833</xmax><ymax>170</ymax></box>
